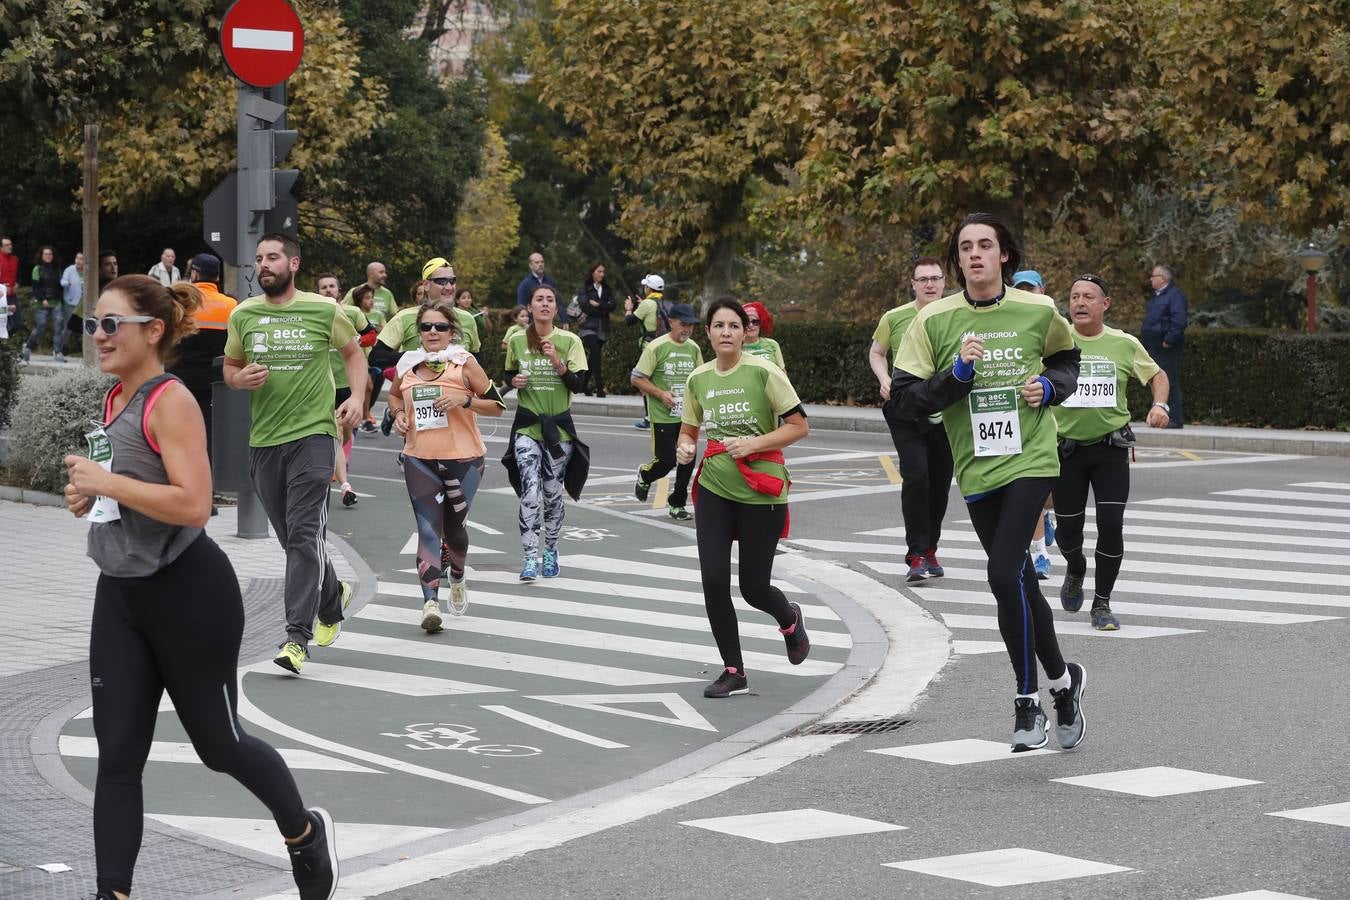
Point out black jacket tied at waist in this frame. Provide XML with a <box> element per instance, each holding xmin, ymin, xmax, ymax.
<box><xmin>501</xmin><ymin>406</ymin><xmax>591</xmax><ymax>501</ymax></box>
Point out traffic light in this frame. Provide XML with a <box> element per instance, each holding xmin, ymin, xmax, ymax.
<box><xmin>243</xmin><ymin>101</ymin><xmax>299</xmax><ymax>235</ymax></box>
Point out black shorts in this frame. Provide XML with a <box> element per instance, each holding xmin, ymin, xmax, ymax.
<box><xmin>334</xmin><ymin>387</ymin><xmax>352</xmax><ymax>409</ymax></box>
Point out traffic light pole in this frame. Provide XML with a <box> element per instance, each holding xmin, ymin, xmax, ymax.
<box><xmin>232</xmin><ymin>83</ymin><xmax>272</xmax><ymax>539</ymax></box>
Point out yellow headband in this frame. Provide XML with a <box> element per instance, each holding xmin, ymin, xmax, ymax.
<box><xmin>421</xmin><ymin>257</ymin><xmax>451</xmax><ymax>280</ymax></box>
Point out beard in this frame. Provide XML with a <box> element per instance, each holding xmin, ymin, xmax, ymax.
<box><xmin>260</xmin><ymin>266</ymin><xmax>293</xmax><ymax>297</ymax></box>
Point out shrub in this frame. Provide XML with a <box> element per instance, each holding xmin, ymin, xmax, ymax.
<box><xmin>9</xmin><ymin>365</ymin><xmax>116</xmax><ymax>492</ymax></box>
<box><xmin>0</xmin><ymin>338</ymin><xmax>19</xmax><ymax>427</ymax></box>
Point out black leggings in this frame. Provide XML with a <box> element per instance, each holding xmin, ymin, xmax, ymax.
<box><xmin>887</xmin><ymin>418</ymin><xmax>954</xmax><ymax>556</ymax></box>
<box><xmin>966</xmin><ymin>476</ymin><xmax>1067</xmax><ymax>695</ymax></box>
<box><xmin>639</xmin><ymin>421</ymin><xmax>694</xmax><ymax>508</ymax></box>
<box><xmin>90</xmin><ymin>535</ymin><xmax>308</xmax><ymax>895</ymax></box>
<box><xmin>580</xmin><ymin>333</ymin><xmax>605</xmax><ymax>393</ymax></box>
<box><xmin>1053</xmin><ymin>442</ymin><xmax>1129</xmax><ymax>603</ymax></box>
<box><xmin>694</xmin><ymin>486</ymin><xmax>795</xmax><ymax>671</ymax></box>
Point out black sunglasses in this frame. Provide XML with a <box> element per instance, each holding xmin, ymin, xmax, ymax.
<box><xmin>1075</xmin><ymin>273</ymin><xmax>1110</xmax><ymax>294</ymax></box>
<box><xmin>429</xmin><ymin>276</ymin><xmax>457</xmax><ymax>286</ymax></box>
<box><xmin>84</xmin><ymin>314</ymin><xmax>154</xmax><ymax>335</ymax></box>
<box><xmin>419</xmin><ymin>321</ymin><xmax>453</xmax><ymax>332</ymax></box>
<box><xmin>746</xmin><ymin>318</ymin><xmax>760</xmax><ymax>325</ymax></box>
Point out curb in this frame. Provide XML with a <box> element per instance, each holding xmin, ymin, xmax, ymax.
<box><xmin>0</xmin><ymin>484</ymin><xmax>65</xmax><ymax>507</ymax></box>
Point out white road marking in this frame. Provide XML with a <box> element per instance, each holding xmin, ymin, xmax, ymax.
<box><xmin>868</xmin><ymin>738</ymin><xmax>1056</xmax><ymax>765</ymax></box>
<box><xmin>951</xmin><ymin>640</ymin><xmax>1006</xmax><ymax>655</ymax></box>
<box><xmin>480</xmin><ymin>705</ymin><xmax>628</xmax><ymax>749</ymax></box>
<box><xmin>334</xmin><ymin>631</ymin><xmax>700</xmax><ymax>686</ymax></box>
<box><xmin>883</xmin><ymin>848</ymin><xmax>1131</xmax><ymax>886</ymax></box>
<box><xmin>563</xmin><ymin>554</ymin><xmax>805</xmax><ymax>593</ymax></box>
<box><xmin>912</xmin><ymin>587</ymin><xmax>1339</xmax><ymax>625</ymax></box>
<box><xmin>930</xmin><ymin>527</ymin><xmax>1350</xmax><ymax>564</ymax></box>
<box><xmin>1292</xmin><ymin>481</ymin><xmax>1350</xmax><ymax>491</ymax></box>
<box><xmin>681</xmin><ymin>808</ymin><xmax>904</xmax><ymax>842</ymax></box>
<box><xmin>244</xmin><ymin>660</ymin><xmax>512</xmax><ymax>697</ymax></box>
<box><xmin>1053</xmin><ymin>766</ymin><xmax>1262</xmax><ymax>797</ymax></box>
<box><xmin>1218</xmin><ymin>488</ymin><xmax>1350</xmax><ymax>505</ymax></box>
<box><xmin>59</xmin><ymin>735</ymin><xmax>380</xmax><ymax>773</ymax></box>
<box><xmin>1266</xmin><ymin>801</ymin><xmax>1350</xmax><ymax>828</ymax></box>
<box><xmin>937</xmin><ymin>612</ymin><xmax>1199</xmax><ymax>639</ymax></box>
<box><xmin>1136</xmin><ymin>497</ymin><xmax>1350</xmax><ymax>519</ymax></box>
<box><xmin>148</xmin><ymin>814</ymin><xmax>448</xmax><ymax>861</ymax></box>
<box><xmin>528</xmin><ymin>693</ymin><xmax>716</xmax><ymax>732</ymax></box>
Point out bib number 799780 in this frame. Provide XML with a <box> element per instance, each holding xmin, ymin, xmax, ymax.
<box><xmin>969</xmin><ymin>387</ymin><xmax>1022</xmax><ymax>457</ymax></box>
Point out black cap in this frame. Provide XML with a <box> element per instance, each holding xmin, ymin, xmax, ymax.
<box><xmin>668</xmin><ymin>303</ymin><xmax>700</xmax><ymax>324</ymax></box>
<box><xmin>189</xmin><ymin>253</ymin><xmax>221</xmax><ymax>279</ymax></box>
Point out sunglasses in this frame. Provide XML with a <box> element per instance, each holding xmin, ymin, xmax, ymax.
<box><xmin>1075</xmin><ymin>273</ymin><xmax>1110</xmax><ymax>294</ymax></box>
<box><xmin>746</xmin><ymin>318</ymin><xmax>760</xmax><ymax>325</ymax></box>
<box><xmin>84</xmin><ymin>314</ymin><xmax>154</xmax><ymax>335</ymax></box>
<box><xmin>419</xmin><ymin>321</ymin><xmax>453</xmax><ymax>332</ymax></box>
<box><xmin>429</xmin><ymin>276</ymin><xmax>457</xmax><ymax>286</ymax></box>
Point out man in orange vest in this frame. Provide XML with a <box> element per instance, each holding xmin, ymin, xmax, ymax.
<box><xmin>169</xmin><ymin>253</ymin><xmax>237</xmax><ymax>462</ymax></box>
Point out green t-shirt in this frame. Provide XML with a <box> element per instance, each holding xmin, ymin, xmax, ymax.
<box><xmin>379</xmin><ymin>305</ymin><xmax>479</xmax><ymax>353</ymax></box>
<box><xmin>894</xmin><ymin>287</ymin><xmax>1075</xmax><ymax>496</ymax></box>
<box><xmin>342</xmin><ymin>285</ymin><xmax>395</xmax><ymax>328</ymax></box>
<box><xmin>1056</xmin><ymin>325</ymin><xmax>1160</xmax><ymax>441</ymax></box>
<box><xmin>224</xmin><ymin>292</ymin><xmax>359</xmax><ymax>447</ymax></box>
<box><xmin>502</xmin><ymin>323</ymin><xmax>525</xmax><ymax>346</ymax></box>
<box><xmin>633</xmin><ymin>334</ymin><xmax>704</xmax><ymax>424</ymax></box>
<box><xmin>682</xmin><ymin>354</ymin><xmax>801</xmax><ymax>504</ymax></box>
<box><xmin>743</xmin><ymin>337</ymin><xmax>785</xmax><ymax>369</ymax></box>
<box><xmin>872</xmin><ymin>302</ymin><xmax>920</xmax><ymax>369</ymax></box>
<box><xmin>633</xmin><ymin>292</ymin><xmax>663</xmax><ymax>337</ymax></box>
<box><xmin>455</xmin><ymin>307</ymin><xmax>481</xmax><ymax>352</ymax></box>
<box><xmin>504</xmin><ymin>328</ymin><xmax>588</xmax><ymax>442</ymax></box>
<box><xmin>329</xmin><ymin>304</ymin><xmax>368</xmax><ymax>389</ymax></box>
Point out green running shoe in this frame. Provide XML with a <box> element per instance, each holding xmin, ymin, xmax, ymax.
<box><xmin>274</xmin><ymin>641</ymin><xmax>308</xmax><ymax>674</ymax></box>
<box><xmin>314</xmin><ymin>581</ymin><xmax>353</xmax><ymax>647</ymax></box>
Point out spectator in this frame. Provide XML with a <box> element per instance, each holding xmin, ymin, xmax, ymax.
<box><xmin>23</xmin><ymin>245</ymin><xmax>65</xmax><ymax>362</ymax></box>
<box><xmin>169</xmin><ymin>253</ymin><xmax>237</xmax><ymax>464</ymax></box>
<box><xmin>1</xmin><ymin>236</ymin><xmax>18</xmax><ymax>336</ymax></box>
<box><xmin>62</xmin><ymin>250</ymin><xmax>85</xmax><ymax>309</ymax></box>
<box><xmin>98</xmin><ymin>251</ymin><xmax>119</xmax><ymax>293</ymax></box>
<box><xmin>407</xmin><ymin>279</ymin><xmax>428</xmax><ymax>309</ymax></box>
<box><xmin>515</xmin><ymin>252</ymin><xmax>563</xmax><ymax>323</ymax></box>
<box><xmin>148</xmin><ymin>247</ymin><xmax>180</xmax><ymax>286</ymax></box>
<box><xmin>575</xmin><ymin>261</ymin><xmax>616</xmax><ymax>396</ymax></box>
<box><xmin>342</xmin><ymin>261</ymin><xmax>394</xmax><ymax>327</ymax></box>
<box><xmin>1141</xmin><ymin>264</ymin><xmax>1187</xmax><ymax>428</ymax></box>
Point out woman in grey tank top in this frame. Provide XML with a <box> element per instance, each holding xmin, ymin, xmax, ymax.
<box><xmin>62</xmin><ymin>274</ymin><xmax>338</xmax><ymax>900</ymax></box>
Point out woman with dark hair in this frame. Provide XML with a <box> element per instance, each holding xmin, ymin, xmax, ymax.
<box><xmin>891</xmin><ymin>211</ymin><xmax>1087</xmax><ymax>754</ymax></box>
<box><xmin>502</xmin><ymin>284</ymin><xmax>590</xmax><ymax>581</ymax></box>
<box><xmin>407</xmin><ymin>279</ymin><xmax>429</xmax><ymax>309</ymax></box>
<box><xmin>575</xmin><ymin>261</ymin><xmax>616</xmax><ymax>396</ymax></box>
<box><xmin>23</xmin><ymin>245</ymin><xmax>65</xmax><ymax>362</ymax></box>
<box><xmin>63</xmin><ymin>274</ymin><xmax>337</xmax><ymax>900</ymax></box>
<box><xmin>676</xmin><ymin>297</ymin><xmax>811</xmax><ymax>699</ymax></box>
<box><xmin>456</xmin><ymin>287</ymin><xmax>486</xmax><ymax>336</ymax></box>
<box><xmin>389</xmin><ymin>301</ymin><xmax>504</xmax><ymax>628</ymax></box>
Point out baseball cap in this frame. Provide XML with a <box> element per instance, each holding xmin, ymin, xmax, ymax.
<box><xmin>640</xmin><ymin>274</ymin><xmax>665</xmax><ymax>292</ymax></box>
<box><xmin>1012</xmin><ymin>269</ymin><xmax>1044</xmax><ymax>290</ymax></box>
<box><xmin>421</xmin><ymin>257</ymin><xmax>451</xmax><ymax>280</ymax></box>
<box><xmin>667</xmin><ymin>303</ymin><xmax>699</xmax><ymax>324</ymax></box>
<box><xmin>189</xmin><ymin>253</ymin><xmax>220</xmax><ymax>279</ymax></box>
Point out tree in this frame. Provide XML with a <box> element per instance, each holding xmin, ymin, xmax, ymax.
<box><xmin>452</xmin><ymin>123</ymin><xmax>522</xmax><ymax>293</ymax></box>
<box><xmin>531</xmin><ymin>0</ymin><xmax>801</xmax><ymax>304</ymax></box>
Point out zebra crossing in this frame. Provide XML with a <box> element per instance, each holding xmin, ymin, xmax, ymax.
<box><xmin>55</xmin><ymin>520</ymin><xmax>852</xmax><ymax>864</ymax></box>
<box><xmin>793</xmin><ymin>478</ymin><xmax>1350</xmax><ymax>652</ymax></box>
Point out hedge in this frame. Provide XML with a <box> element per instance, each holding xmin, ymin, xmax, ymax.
<box><xmin>8</xmin><ymin>365</ymin><xmax>116</xmax><ymax>492</ymax></box>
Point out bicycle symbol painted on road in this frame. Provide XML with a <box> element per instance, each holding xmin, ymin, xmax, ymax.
<box><xmin>562</xmin><ymin>525</ymin><xmax>616</xmax><ymax>542</ymax></box>
<box><xmin>380</xmin><ymin>723</ymin><xmax>542</xmax><ymax>757</ymax></box>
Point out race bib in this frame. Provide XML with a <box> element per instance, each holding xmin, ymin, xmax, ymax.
<box><xmin>84</xmin><ymin>425</ymin><xmax>121</xmax><ymax>523</ymax></box>
<box><xmin>670</xmin><ymin>383</ymin><xmax>686</xmax><ymax>419</ymax></box>
<box><xmin>411</xmin><ymin>385</ymin><xmax>447</xmax><ymax>430</ymax></box>
<box><xmin>1062</xmin><ymin>360</ymin><xmax>1117</xmax><ymax>409</ymax></box>
<box><xmin>969</xmin><ymin>387</ymin><xmax>1022</xmax><ymax>457</ymax></box>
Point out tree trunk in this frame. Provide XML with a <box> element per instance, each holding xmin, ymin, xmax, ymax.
<box><xmin>81</xmin><ymin>123</ymin><xmax>99</xmax><ymax>367</ymax></box>
<box><xmin>696</xmin><ymin>183</ymin><xmax>746</xmax><ymax>311</ymax></box>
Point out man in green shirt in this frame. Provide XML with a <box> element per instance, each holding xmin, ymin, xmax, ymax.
<box><xmin>630</xmin><ymin>303</ymin><xmax>703</xmax><ymax>520</ymax></box>
<box><xmin>223</xmin><ymin>234</ymin><xmax>367</xmax><ymax>675</ymax></box>
<box><xmin>373</xmin><ymin>258</ymin><xmax>479</xmax><ymax>357</ymax></box>
<box><xmin>342</xmin><ymin>261</ymin><xmax>395</xmax><ymax>328</ymax></box>
<box><xmin>867</xmin><ymin>256</ymin><xmax>953</xmax><ymax>582</ymax></box>
<box><xmin>1053</xmin><ymin>274</ymin><xmax>1171</xmax><ymax>631</ymax></box>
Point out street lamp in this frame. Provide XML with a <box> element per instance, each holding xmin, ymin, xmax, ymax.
<box><xmin>1296</xmin><ymin>244</ymin><xmax>1329</xmax><ymax>333</ymax></box>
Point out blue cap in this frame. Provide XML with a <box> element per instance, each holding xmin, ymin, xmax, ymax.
<box><xmin>1012</xmin><ymin>270</ymin><xmax>1044</xmax><ymax>290</ymax></box>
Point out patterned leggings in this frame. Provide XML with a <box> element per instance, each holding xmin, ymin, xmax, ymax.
<box><xmin>514</xmin><ymin>433</ymin><xmax>573</xmax><ymax>557</ymax></box>
<box><xmin>403</xmin><ymin>455</ymin><xmax>485</xmax><ymax>601</ymax></box>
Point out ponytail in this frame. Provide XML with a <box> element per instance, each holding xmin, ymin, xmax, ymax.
<box><xmin>169</xmin><ymin>281</ymin><xmax>202</xmax><ymax>345</ymax></box>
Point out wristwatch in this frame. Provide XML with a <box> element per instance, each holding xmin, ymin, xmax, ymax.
<box><xmin>462</xmin><ymin>393</ymin><xmax>474</xmax><ymax>409</ymax></box>
<box><xmin>1152</xmin><ymin>402</ymin><xmax>1170</xmax><ymax>412</ymax></box>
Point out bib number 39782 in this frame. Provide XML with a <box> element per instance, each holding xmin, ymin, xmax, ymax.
<box><xmin>969</xmin><ymin>387</ymin><xmax>1022</xmax><ymax>457</ymax></box>
<box><xmin>412</xmin><ymin>385</ymin><xmax>447</xmax><ymax>430</ymax></box>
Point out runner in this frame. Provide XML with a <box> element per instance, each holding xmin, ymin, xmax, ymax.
<box><xmin>500</xmin><ymin>304</ymin><xmax>529</xmax><ymax>350</ymax></box>
<box><xmin>868</xmin><ymin>256</ymin><xmax>953</xmax><ymax>581</ymax></box>
<box><xmin>631</xmin><ymin>302</ymin><xmax>704</xmax><ymax>520</ymax></box>
<box><xmin>388</xmin><ymin>302</ymin><xmax>505</xmax><ymax>631</ymax></box>
<box><xmin>502</xmin><ymin>284</ymin><xmax>590</xmax><ymax>581</ymax></box>
<box><xmin>348</xmin><ymin>283</ymin><xmax>384</xmax><ymax>434</ymax></box>
<box><xmin>891</xmin><ymin>212</ymin><xmax>1087</xmax><ymax>752</ymax></box>
<box><xmin>64</xmin><ymin>275</ymin><xmax>337</xmax><ymax>900</ymax></box>
<box><xmin>1013</xmin><ymin>269</ymin><xmax>1057</xmax><ymax>578</ymax></box>
<box><xmin>676</xmin><ymin>298</ymin><xmax>811</xmax><ymax>699</ymax></box>
<box><xmin>624</xmin><ymin>274</ymin><xmax>667</xmax><ymax>429</ymax></box>
<box><xmin>320</xmin><ymin>275</ymin><xmax>373</xmax><ymax>507</ymax></box>
<box><xmin>741</xmin><ymin>301</ymin><xmax>785</xmax><ymax>369</ymax></box>
<box><xmin>1054</xmin><ymin>274</ymin><xmax>1172</xmax><ymax>631</ymax></box>
<box><xmin>223</xmin><ymin>234</ymin><xmax>365</xmax><ymax>675</ymax></box>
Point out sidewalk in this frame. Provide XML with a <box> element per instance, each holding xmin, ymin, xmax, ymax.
<box><xmin>0</xmin><ymin>499</ymin><xmax>360</xmax><ymax>897</ymax></box>
<box><xmin>571</xmin><ymin>393</ymin><xmax>1350</xmax><ymax>457</ymax></box>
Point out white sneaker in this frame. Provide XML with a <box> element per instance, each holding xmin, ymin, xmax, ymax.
<box><xmin>448</xmin><ymin>580</ymin><xmax>468</xmax><ymax>617</ymax></box>
<box><xmin>420</xmin><ymin>599</ymin><xmax>443</xmax><ymax>634</ymax></box>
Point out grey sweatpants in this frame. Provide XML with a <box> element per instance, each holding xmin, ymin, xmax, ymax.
<box><xmin>249</xmin><ymin>434</ymin><xmax>343</xmax><ymax>647</ymax></box>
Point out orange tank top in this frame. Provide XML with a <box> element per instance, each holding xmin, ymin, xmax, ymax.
<box><xmin>400</xmin><ymin>363</ymin><xmax>487</xmax><ymax>461</ymax></box>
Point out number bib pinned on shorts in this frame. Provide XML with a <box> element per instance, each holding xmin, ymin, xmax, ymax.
<box><xmin>411</xmin><ymin>385</ymin><xmax>447</xmax><ymax>430</ymax></box>
<box><xmin>85</xmin><ymin>425</ymin><xmax>121</xmax><ymax>523</ymax></box>
<box><xmin>969</xmin><ymin>387</ymin><xmax>1022</xmax><ymax>457</ymax></box>
<box><xmin>1061</xmin><ymin>359</ymin><xmax>1117</xmax><ymax>409</ymax></box>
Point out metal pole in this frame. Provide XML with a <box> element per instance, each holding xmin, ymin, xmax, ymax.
<box><xmin>1306</xmin><ymin>272</ymin><xmax>1318</xmax><ymax>334</ymax></box>
<box><xmin>81</xmin><ymin>123</ymin><xmax>99</xmax><ymax>367</ymax></box>
<box><xmin>233</xmin><ymin>84</ymin><xmax>269</xmax><ymax>539</ymax></box>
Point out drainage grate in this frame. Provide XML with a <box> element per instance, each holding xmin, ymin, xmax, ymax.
<box><xmin>799</xmin><ymin>718</ymin><xmax>911</xmax><ymax>735</ymax></box>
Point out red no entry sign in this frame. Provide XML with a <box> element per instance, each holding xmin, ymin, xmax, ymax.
<box><xmin>220</xmin><ymin>0</ymin><xmax>304</xmax><ymax>88</ymax></box>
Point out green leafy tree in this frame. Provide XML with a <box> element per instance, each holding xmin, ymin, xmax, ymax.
<box><xmin>452</xmin><ymin>123</ymin><xmax>522</xmax><ymax>295</ymax></box>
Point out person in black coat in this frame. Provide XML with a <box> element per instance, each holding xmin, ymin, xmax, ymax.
<box><xmin>1141</xmin><ymin>264</ymin><xmax>1187</xmax><ymax>428</ymax></box>
<box><xmin>575</xmin><ymin>261</ymin><xmax>616</xmax><ymax>397</ymax></box>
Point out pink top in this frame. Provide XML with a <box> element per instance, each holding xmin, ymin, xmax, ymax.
<box><xmin>399</xmin><ymin>363</ymin><xmax>487</xmax><ymax>461</ymax></box>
